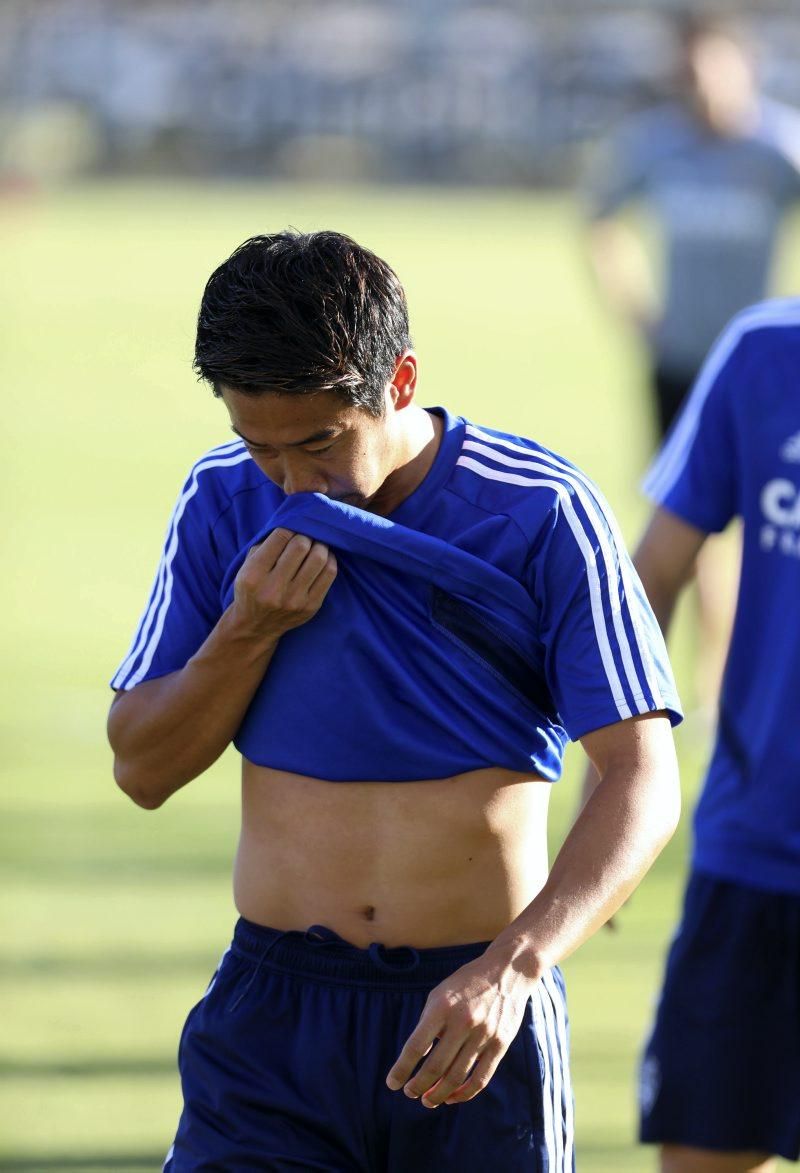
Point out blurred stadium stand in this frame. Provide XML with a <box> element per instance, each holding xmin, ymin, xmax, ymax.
<box><xmin>1</xmin><ymin>0</ymin><xmax>799</xmax><ymax>184</ymax></box>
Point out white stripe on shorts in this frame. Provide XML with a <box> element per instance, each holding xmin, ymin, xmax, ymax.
<box><xmin>532</xmin><ymin>972</ymin><xmax>573</xmax><ymax>1171</ymax></box>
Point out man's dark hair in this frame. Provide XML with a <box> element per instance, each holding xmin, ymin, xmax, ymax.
<box><xmin>194</xmin><ymin>230</ymin><xmax>411</xmax><ymax>416</ymax></box>
<box><xmin>675</xmin><ymin>9</ymin><xmax>751</xmax><ymax>54</ymax></box>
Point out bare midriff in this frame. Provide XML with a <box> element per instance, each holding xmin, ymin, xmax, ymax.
<box><xmin>235</xmin><ymin>762</ymin><xmax>551</xmax><ymax>949</ymax></box>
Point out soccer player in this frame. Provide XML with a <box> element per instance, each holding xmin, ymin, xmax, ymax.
<box><xmin>586</xmin><ymin>12</ymin><xmax>800</xmax><ymax>443</ymax></box>
<box><xmin>585</xmin><ymin>10</ymin><xmax>800</xmax><ymax>716</ymax></box>
<box><xmin>108</xmin><ymin>230</ymin><xmax>681</xmax><ymax>1171</ymax></box>
<box><xmin>624</xmin><ymin>299</ymin><xmax>800</xmax><ymax>1173</ymax></box>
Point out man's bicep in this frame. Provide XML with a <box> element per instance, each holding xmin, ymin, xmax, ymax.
<box><xmin>107</xmin><ymin>671</ymin><xmax>180</xmax><ymax>749</ymax></box>
<box><xmin>109</xmin><ymin>670</ymin><xmax>178</xmax><ymax>707</ymax></box>
<box><xmin>579</xmin><ymin>713</ymin><xmax>681</xmax><ymax>856</ymax></box>
<box><xmin>633</xmin><ymin>508</ymin><xmax>707</xmax><ymax>627</ymax></box>
<box><xmin>110</xmin><ymin>476</ymin><xmax>224</xmax><ymax>692</ymax></box>
<box><xmin>534</xmin><ymin>486</ymin><xmax>682</xmax><ymax>742</ymax></box>
<box><xmin>579</xmin><ymin>710</ymin><xmax>675</xmax><ymax>777</ymax></box>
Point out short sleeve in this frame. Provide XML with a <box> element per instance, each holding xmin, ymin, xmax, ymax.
<box><xmin>642</xmin><ymin>320</ymin><xmax>742</xmax><ymax>532</ymax></box>
<box><xmin>584</xmin><ymin>117</ymin><xmax>653</xmax><ymax>220</ymax></box>
<box><xmin>757</xmin><ymin>98</ymin><xmax>800</xmax><ymax>200</ymax></box>
<box><xmin>111</xmin><ymin>467</ymin><xmax>225</xmax><ymax>691</ymax></box>
<box><xmin>532</xmin><ymin>480</ymin><xmax>682</xmax><ymax>742</ymax></box>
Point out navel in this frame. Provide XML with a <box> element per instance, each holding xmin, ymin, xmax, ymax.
<box><xmin>361</xmin><ymin>905</ymin><xmax>376</xmax><ymax>922</ymax></box>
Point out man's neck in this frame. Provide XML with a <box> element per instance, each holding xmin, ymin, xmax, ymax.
<box><xmin>369</xmin><ymin>408</ymin><xmax>443</xmax><ymax>516</ymax></box>
<box><xmin>691</xmin><ymin>93</ymin><xmax>758</xmax><ymax>139</ymax></box>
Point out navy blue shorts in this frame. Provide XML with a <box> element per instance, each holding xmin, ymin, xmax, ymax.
<box><xmin>639</xmin><ymin>871</ymin><xmax>800</xmax><ymax>1160</ymax></box>
<box><xmin>164</xmin><ymin>918</ymin><xmax>574</xmax><ymax>1171</ymax></box>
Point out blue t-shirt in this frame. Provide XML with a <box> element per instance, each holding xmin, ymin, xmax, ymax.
<box><xmin>587</xmin><ymin>100</ymin><xmax>800</xmax><ymax>374</ymax></box>
<box><xmin>644</xmin><ymin>299</ymin><xmax>800</xmax><ymax>894</ymax></box>
<box><xmin>112</xmin><ymin>408</ymin><xmax>681</xmax><ymax>782</ymax></box>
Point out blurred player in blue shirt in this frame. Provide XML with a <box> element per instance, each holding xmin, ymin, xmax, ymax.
<box><xmin>586</xmin><ymin>10</ymin><xmax>800</xmax><ymax>724</ymax></box>
<box><xmin>587</xmin><ymin>13</ymin><xmax>800</xmax><ymax>439</ymax></box>
<box><xmin>108</xmin><ymin>230</ymin><xmax>681</xmax><ymax>1171</ymax></box>
<box><xmin>631</xmin><ymin>300</ymin><xmax>800</xmax><ymax>1172</ymax></box>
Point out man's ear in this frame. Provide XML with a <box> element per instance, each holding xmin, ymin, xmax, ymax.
<box><xmin>388</xmin><ymin>351</ymin><xmax>418</xmax><ymax>410</ymax></box>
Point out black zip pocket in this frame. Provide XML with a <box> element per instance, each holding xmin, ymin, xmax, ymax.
<box><xmin>431</xmin><ymin>588</ymin><xmax>557</xmax><ymax>719</ymax></box>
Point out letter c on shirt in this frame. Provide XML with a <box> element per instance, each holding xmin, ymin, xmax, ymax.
<box><xmin>761</xmin><ymin>478</ymin><xmax>800</xmax><ymax>527</ymax></box>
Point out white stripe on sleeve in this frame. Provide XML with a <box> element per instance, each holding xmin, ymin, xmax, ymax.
<box><xmin>465</xmin><ymin>427</ymin><xmax>665</xmax><ymax>711</ymax></box>
<box><xmin>113</xmin><ymin>445</ymin><xmax>250</xmax><ymax>690</ymax></box>
<box><xmin>645</xmin><ymin>299</ymin><xmax>800</xmax><ymax>503</ymax></box>
<box><xmin>464</xmin><ymin>431</ymin><xmax>663</xmax><ymax>711</ymax></box>
<box><xmin>456</xmin><ymin>454</ymin><xmax>633</xmax><ymax>720</ymax></box>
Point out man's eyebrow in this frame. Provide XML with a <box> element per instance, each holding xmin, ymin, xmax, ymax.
<box><xmin>231</xmin><ymin>426</ymin><xmax>339</xmax><ymax>448</ymax></box>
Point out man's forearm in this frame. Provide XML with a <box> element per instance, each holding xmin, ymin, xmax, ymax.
<box><xmin>108</xmin><ymin>606</ymin><xmax>279</xmax><ymax>808</ymax></box>
<box><xmin>385</xmin><ymin>717</ymin><xmax>680</xmax><ymax>1108</ymax></box>
<box><xmin>633</xmin><ymin>547</ymin><xmax>681</xmax><ymax>639</ymax></box>
<box><xmin>490</xmin><ymin>730</ymin><xmax>680</xmax><ymax>978</ymax></box>
<box><xmin>587</xmin><ymin>218</ymin><xmax>658</xmax><ymax>330</ymax></box>
<box><xmin>109</xmin><ymin>528</ymin><xmax>338</xmax><ymax>809</ymax></box>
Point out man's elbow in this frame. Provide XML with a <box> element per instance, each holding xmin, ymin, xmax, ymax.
<box><xmin>113</xmin><ymin>758</ymin><xmax>170</xmax><ymax>810</ymax></box>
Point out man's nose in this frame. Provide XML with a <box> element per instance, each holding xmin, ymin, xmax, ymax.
<box><xmin>281</xmin><ymin>460</ymin><xmax>328</xmax><ymax>496</ymax></box>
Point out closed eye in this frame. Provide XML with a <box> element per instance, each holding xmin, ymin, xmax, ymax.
<box><xmin>236</xmin><ymin>430</ymin><xmax>341</xmax><ymax>456</ymax></box>
<box><xmin>245</xmin><ymin>444</ymin><xmax>278</xmax><ymax>457</ymax></box>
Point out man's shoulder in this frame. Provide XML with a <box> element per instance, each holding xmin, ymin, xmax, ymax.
<box><xmin>715</xmin><ymin>299</ymin><xmax>800</xmax><ymax>375</ymax></box>
<box><xmin>643</xmin><ymin>300</ymin><xmax>800</xmax><ymax>505</ymax></box>
<box><xmin>177</xmin><ymin>439</ymin><xmax>270</xmax><ymax>525</ymax></box>
<box><xmin>608</xmin><ymin>103</ymin><xmax>694</xmax><ymax>160</ymax></box>
<box><xmin>450</xmin><ymin>419</ymin><xmax>606</xmax><ymax>538</ymax></box>
<box><xmin>683</xmin><ymin>299</ymin><xmax>800</xmax><ymax>418</ymax></box>
<box><xmin>754</xmin><ymin>98</ymin><xmax>800</xmax><ymax>171</ymax></box>
<box><xmin>725</xmin><ymin>302</ymin><xmax>800</xmax><ymax>424</ymax></box>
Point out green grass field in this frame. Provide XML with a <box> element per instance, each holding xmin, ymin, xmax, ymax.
<box><xmin>1</xmin><ymin>182</ymin><xmax>796</xmax><ymax>1172</ymax></box>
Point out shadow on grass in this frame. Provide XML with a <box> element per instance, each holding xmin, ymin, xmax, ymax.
<box><xmin>0</xmin><ymin>951</ymin><xmax>216</xmax><ymax>980</ymax></box>
<box><xmin>0</xmin><ymin>808</ymin><xmax>234</xmax><ymax>882</ymax></box>
<box><xmin>0</xmin><ymin>1055</ymin><xmax>175</xmax><ymax>1078</ymax></box>
<box><xmin>0</xmin><ymin>1155</ymin><xmax>164</xmax><ymax>1171</ymax></box>
<box><xmin>0</xmin><ymin>852</ymin><xmax>231</xmax><ymax>882</ymax></box>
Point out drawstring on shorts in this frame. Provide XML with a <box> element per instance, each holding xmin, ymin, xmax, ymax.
<box><xmin>306</xmin><ymin>924</ymin><xmax>421</xmax><ymax>973</ymax></box>
<box><xmin>228</xmin><ymin>923</ymin><xmax>422</xmax><ymax>1010</ymax></box>
<box><xmin>227</xmin><ymin>929</ymin><xmax>290</xmax><ymax>1012</ymax></box>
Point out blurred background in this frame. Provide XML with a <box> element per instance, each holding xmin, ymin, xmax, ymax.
<box><xmin>3</xmin><ymin>0</ymin><xmax>800</xmax><ymax>187</ymax></box>
<box><xmin>2</xmin><ymin>1</ymin><xmax>799</xmax><ymax>1170</ymax></box>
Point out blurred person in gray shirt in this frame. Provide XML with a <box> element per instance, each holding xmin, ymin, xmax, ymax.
<box><xmin>585</xmin><ymin>9</ymin><xmax>800</xmax><ymax>715</ymax></box>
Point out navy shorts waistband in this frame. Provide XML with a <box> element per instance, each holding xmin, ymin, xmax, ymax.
<box><xmin>230</xmin><ymin>917</ymin><xmax>490</xmax><ymax>989</ymax></box>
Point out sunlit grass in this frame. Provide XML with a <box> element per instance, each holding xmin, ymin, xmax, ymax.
<box><xmin>2</xmin><ymin>182</ymin><xmax>797</xmax><ymax>1172</ymax></box>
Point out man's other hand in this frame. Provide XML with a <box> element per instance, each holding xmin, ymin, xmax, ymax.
<box><xmin>386</xmin><ymin>950</ymin><xmax>535</xmax><ymax>1108</ymax></box>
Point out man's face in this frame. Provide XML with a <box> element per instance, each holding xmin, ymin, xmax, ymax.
<box><xmin>686</xmin><ymin>33</ymin><xmax>756</xmax><ymax>132</ymax></box>
<box><xmin>220</xmin><ymin>386</ymin><xmax>397</xmax><ymax>510</ymax></box>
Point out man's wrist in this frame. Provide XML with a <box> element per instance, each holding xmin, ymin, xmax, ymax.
<box><xmin>485</xmin><ymin>930</ymin><xmax>550</xmax><ymax>985</ymax></box>
<box><xmin>204</xmin><ymin>605</ymin><xmax>282</xmax><ymax>665</ymax></box>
